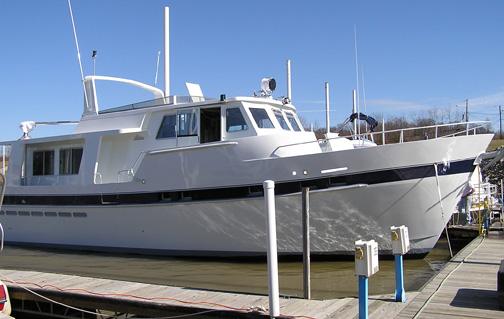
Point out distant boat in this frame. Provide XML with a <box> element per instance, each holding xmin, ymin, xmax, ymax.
<box><xmin>0</xmin><ymin>6</ymin><xmax>493</xmax><ymax>258</ymax></box>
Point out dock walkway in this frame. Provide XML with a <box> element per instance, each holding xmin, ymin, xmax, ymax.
<box><xmin>0</xmin><ymin>269</ymin><xmax>415</xmax><ymax>318</ymax></box>
<box><xmin>0</xmin><ymin>234</ymin><xmax>502</xmax><ymax>318</ymax></box>
<box><xmin>397</xmin><ymin>232</ymin><xmax>504</xmax><ymax>319</ymax></box>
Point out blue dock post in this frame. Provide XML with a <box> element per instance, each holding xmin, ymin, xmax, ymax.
<box><xmin>358</xmin><ymin>275</ymin><xmax>369</xmax><ymax>319</ymax></box>
<box><xmin>394</xmin><ymin>254</ymin><xmax>406</xmax><ymax>302</ymax></box>
<box><xmin>391</xmin><ymin>225</ymin><xmax>410</xmax><ymax>303</ymax></box>
<box><xmin>355</xmin><ymin>240</ymin><xmax>378</xmax><ymax>319</ymax></box>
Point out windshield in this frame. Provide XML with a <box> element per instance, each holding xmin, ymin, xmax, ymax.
<box><xmin>273</xmin><ymin>110</ymin><xmax>290</xmax><ymax>130</ymax></box>
<box><xmin>286</xmin><ymin>113</ymin><xmax>302</xmax><ymax>131</ymax></box>
<box><xmin>250</xmin><ymin>108</ymin><xmax>275</xmax><ymax>129</ymax></box>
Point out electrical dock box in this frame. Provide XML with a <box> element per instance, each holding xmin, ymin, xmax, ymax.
<box><xmin>355</xmin><ymin>240</ymin><xmax>379</xmax><ymax>277</ymax></box>
<box><xmin>390</xmin><ymin>225</ymin><xmax>410</xmax><ymax>255</ymax></box>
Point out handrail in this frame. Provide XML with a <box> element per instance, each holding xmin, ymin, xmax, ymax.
<box><xmin>148</xmin><ymin>141</ymin><xmax>238</xmax><ymax>155</ymax></box>
<box><xmin>117</xmin><ymin>169</ymin><xmax>134</xmax><ymax>183</ymax></box>
<box><xmin>98</xmin><ymin>95</ymin><xmax>215</xmax><ymax>115</ymax></box>
<box><xmin>94</xmin><ymin>172</ymin><xmax>103</xmax><ymax>185</ymax></box>
<box><xmin>273</xmin><ymin>120</ymin><xmax>491</xmax><ymax>154</ymax></box>
<box><xmin>343</xmin><ymin>120</ymin><xmax>491</xmax><ymax>143</ymax></box>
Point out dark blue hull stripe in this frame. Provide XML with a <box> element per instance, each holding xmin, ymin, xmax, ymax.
<box><xmin>2</xmin><ymin>159</ymin><xmax>474</xmax><ymax>206</ymax></box>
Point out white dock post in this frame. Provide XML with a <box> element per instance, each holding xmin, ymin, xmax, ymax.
<box><xmin>263</xmin><ymin>180</ymin><xmax>280</xmax><ymax>318</ymax></box>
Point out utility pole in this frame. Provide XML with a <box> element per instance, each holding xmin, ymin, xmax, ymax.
<box><xmin>465</xmin><ymin>99</ymin><xmax>469</xmax><ymax>123</ymax></box>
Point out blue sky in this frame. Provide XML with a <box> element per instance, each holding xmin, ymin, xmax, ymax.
<box><xmin>0</xmin><ymin>0</ymin><xmax>503</xmax><ymax>140</ymax></box>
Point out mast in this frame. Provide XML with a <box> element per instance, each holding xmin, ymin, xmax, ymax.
<box><xmin>325</xmin><ymin>82</ymin><xmax>330</xmax><ymax>134</ymax></box>
<box><xmin>352</xmin><ymin>89</ymin><xmax>357</xmax><ymax>136</ymax></box>
<box><xmin>286</xmin><ymin>59</ymin><xmax>292</xmax><ymax>101</ymax></box>
<box><xmin>164</xmin><ymin>7</ymin><xmax>170</xmax><ymax>97</ymax></box>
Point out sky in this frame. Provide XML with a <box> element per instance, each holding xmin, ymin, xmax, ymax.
<box><xmin>0</xmin><ymin>0</ymin><xmax>503</xmax><ymax>140</ymax></box>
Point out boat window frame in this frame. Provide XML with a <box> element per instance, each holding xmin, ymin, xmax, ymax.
<box><xmin>59</xmin><ymin>147</ymin><xmax>83</xmax><ymax>175</ymax></box>
<box><xmin>32</xmin><ymin>149</ymin><xmax>55</xmax><ymax>176</ymax></box>
<box><xmin>156</xmin><ymin>113</ymin><xmax>177</xmax><ymax>139</ymax></box>
<box><xmin>249</xmin><ymin>107</ymin><xmax>276</xmax><ymax>129</ymax></box>
<box><xmin>177</xmin><ymin>108</ymin><xmax>199</xmax><ymax>137</ymax></box>
<box><xmin>225</xmin><ymin>107</ymin><xmax>249</xmax><ymax>133</ymax></box>
<box><xmin>272</xmin><ymin>108</ymin><xmax>291</xmax><ymax>131</ymax></box>
<box><xmin>285</xmin><ymin>111</ymin><xmax>303</xmax><ymax>132</ymax></box>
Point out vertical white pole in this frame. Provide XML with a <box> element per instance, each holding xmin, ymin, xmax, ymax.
<box><xmin>352</xmin><ymin>89</ymin><xmax>358</xmax><ymax>137</ymax></box>
<box><xmin>382</xmin><ymin>116</ymin><xmax>386</xmax><ymax>145</ymax></box>
<box><xmin>164</xmin><ymin>7</ymin><xmax>170</xmax><ymax>97</ymax></box>
<box><xmin>2</xmin><ymin>145</ymin><xmax>4</xmax><ymax>175</ymax></box>
<box><xmin>286</xmin><ymin>59</ymin><xmax>292</xmax><ymax>101</ymax></box>
<box><xmin>325</xmin><ymin>82</ymin><xmax>330</xmax><ymax>134</ymax></box>
<box><xmin>263</xmin><ymin>180</ymin><xmax>280</xmax><ymax>318</ymax></box>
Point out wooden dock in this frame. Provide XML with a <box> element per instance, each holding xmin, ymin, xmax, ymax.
<box><xmin>0</xmin><ymin>268</ymin><xmax>416</xmax><ymax>318</ymax></box>
<box><xmin>397</xmin><ymin>231</ymin><xmax>504</xmax><ymax>319</ymax></box>
<box><xmin>0</xmin><ymin>233</ymin><xmax>502</xmax><ymax>318</ymax></box>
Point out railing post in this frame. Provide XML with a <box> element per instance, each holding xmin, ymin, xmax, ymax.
<box><xmin>263</xmin><ymin>180</ymin><xmax>280</xmax><ymax>318</ymax></box>
<box><xmin>399</xmin><ymin>130</ymin><xmax>404</xmax><ymax>143</ymax></box>
<box><xmin>302</xmin><ymin>187</ymin><xmax>311</xmax><ymax>299</ymax></box>
<box><xmin>435</xmin><ymin>126</ymin><xmax>438</xmax><ymax>139</ymax></box>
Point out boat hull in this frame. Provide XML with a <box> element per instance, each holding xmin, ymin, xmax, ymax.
<box><xmin>0</xmin><ymin>170</ymin><xmax>468</xmax><ymax>257</ymax></box>
<box><xmin>0</xmin><ymin>134</ymin><xmax>492</xmax><ymax>257</ymax></box>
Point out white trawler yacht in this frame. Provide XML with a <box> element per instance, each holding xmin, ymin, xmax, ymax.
<box><xmin>0</xmin><ymin>7</ymin><xmax>493</xmax><ymax>258</ymax></box>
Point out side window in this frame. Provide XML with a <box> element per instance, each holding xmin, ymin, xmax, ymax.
<box><xmin>286</xmin><ymin>113</ymin><xmax>302</xmax><ymax>132</ymax></box>
<box><xmin>33</xmin><ymin>150</ymin><xmax>54</xmax><ymax>176</ymax></box>
<box><xmin>226</xmin><ymin>108</ymin><xmax>248</xmax><ymax>132</ymax></box>
<box><xmin>250</xmin><ymin>108</ymin><xmax>275</xmax><ymax>129</ymax></box>
<box><xmin>273</xmin><ymin>110</ymin><xmax>290</xmax><ymax>130</ymax></box>
<box><xmin>59</xmin><ymin>148</ymin><xmax>83</xmax><ymax>175</ymax></box>
<box><xmin>177</xmin><ymin>109</ymin><xmax>198</xmax><ymax>137</ymax></box>
<box><xmin>157</xmin><ymin>114</ymin><xmax>176</xmax><ymax>139</ymax></box>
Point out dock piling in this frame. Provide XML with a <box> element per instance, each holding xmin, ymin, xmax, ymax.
<box><xmin>302</xmin><ymin>187</ymin><xmax>311</xmax><ymax>300</ymax></box>
<box><xmin>263</xmin><ymin>180</ymin><xmax>280</xmax><ymax>318</ymax></box>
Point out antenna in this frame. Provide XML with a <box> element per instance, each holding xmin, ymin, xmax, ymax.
<box><xmin>361</xmin><ymin>65</ymin><xmax>368</xmax><ymax>132</ymax></box>
<box><xmin>325</xmin><ymin>82</ymin><xmax>330</xmax><ymax>134</ymax></box>
<box><xmin>286</xmin><ymin>59</ymin><xmax>292</xmax><ymax>101</ymax></box>
<box><xmin>67</xmin><ymin>0</ymin><xmax>89</xmax><ymax>112</ymax></box>
<box><xmin>154</xmin><ymin>50</ymin><xmax>161</xmax><ymax>86</ymax></box>
<box><xmin>352</xmin><ymin>89</ymin><xmax>357</xmax><ymax>137</ymax></box>
<box><xmin>354</xmin><ymin>25</ymin><xmax>361</xmax><ymax>137</ymax></box>
<box><xmin>164</xmin><ymin>7</ymin><xmax>170</xmax><ymax>97</ymax></box>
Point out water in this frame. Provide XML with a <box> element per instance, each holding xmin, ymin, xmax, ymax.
<box><xmin>0</xmin><ymin>239</ymin><xmax>456</xmax><ymax>299</ymax></box>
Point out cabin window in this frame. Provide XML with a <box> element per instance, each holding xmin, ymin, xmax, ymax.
<box><xmin>177</xmin><ymin>109</ymin><xmax>198</xmax><ymax>137</ymax></box>
<box><xmin>157</xmin><ymin>114</ymin><xmax>176</xmax><ymax>139</ymax></box>
<box><xmin>33</xmin><ymin>150</ymin><xmax>54</xmax><ymax>176</ymax></box>
<box><xmin>250</xmin><ymin>108</ymin><xmax>274</xmax><ymax>129</ymax></box>
<box><xmin>226</xmin><ymin>108</ymin><xmax>248</xmax><ymax>132</ymax></box>
<box><xmin>286</xmin><ymin>113</ymin><xmax>302</xmax><ymax>132</ymax></box>
<box><xmin>273</xmin><ymin>110</ymin><xmax>290</xmax><ymax>130</ymax></box>
<box><xmin>59</xmin><ymin>148</ymin><xmax>83</xmax><ymax>175</ymax></box>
